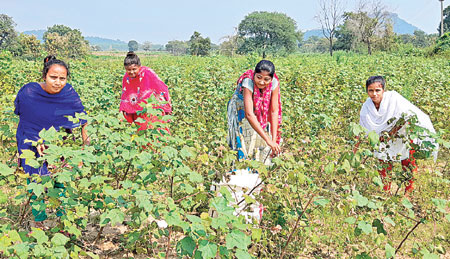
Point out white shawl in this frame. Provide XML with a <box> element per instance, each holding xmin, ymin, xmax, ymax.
<box><xmin>359</xmin><ymin>91</ymin><xmax>437</xmax><ymax>161</ymax></box>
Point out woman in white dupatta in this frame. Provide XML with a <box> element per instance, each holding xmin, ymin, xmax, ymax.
<box><xmin>359</xmin><ymin>76</ymin><xmax>437</xmax><ymax>194</ymax></box>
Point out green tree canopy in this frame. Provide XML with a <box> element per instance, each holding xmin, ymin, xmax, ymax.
<box><xmin>0</xmin><ymin>14</ymin><xmax>18</xmax><ymax>50</ymax></box>
<box><xmin>142</xmin><ymin>41</ymin><xmax>152</xmax><ymax>51</ymax></box>
<box><xmin>188</xmin><ymin>31</ymin><xmax>211</xmax><ymax>56</ymax></box>
<box><xmin>43</xmin><ymin>24</ymin><xmax>89</xmax><ymax>58</ymax></box>
<box><xmin>128</xmin><ymin>40</ymin><xmax>139</xmax><ymax>52</ymax></box>
<box><xmin>165</xmin><ymin>40</ymin><xmax>188</xmax><ymax>55</ymax></box>
<box><xmin>237</xmin><ymin>11</ymin><xmax>302</xmax><ymax>57</ymax></box>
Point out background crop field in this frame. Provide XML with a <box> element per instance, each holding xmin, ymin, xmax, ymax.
<box><xmin>0</xmin><ymin>52</ymin><xmax>449</xmax><ymax>258</ymax></box>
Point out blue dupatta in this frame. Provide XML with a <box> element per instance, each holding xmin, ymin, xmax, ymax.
<box><xmin>14</xmin><ymin>82</ymin><xmax>86</xmax><ymax>175</ymax></box>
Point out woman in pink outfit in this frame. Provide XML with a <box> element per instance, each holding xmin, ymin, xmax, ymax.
<box><xmin>119</xmin><ymin>52</ymin><xmax>172</xmax><ymax>132</ymax></box>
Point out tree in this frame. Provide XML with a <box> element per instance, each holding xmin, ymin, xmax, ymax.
<box><xmin>43</xmin><ymin>24</ymin><xmax>73</xmax><ymax>42</ymax></box>
<box><xmin>10</xmin><ymin>33</ymin><xmax>42</xmax><ymax>59</ymax></box>
<box><xmin>142</xmin><ymin>41</ymin><xmax>152</xmax><ymax>51</ymax></box>
<box><xmin>188</xmin><ymin>31</ymin><xmax>211</xmax><ymax>56</ymax></box>
<box><xmin>342</xmin><ymin>1</ymin><xmax>390</xmax><ymax>54</ymax></box>
<box><xmin>437</xmin><ymin>5</ymin><xmax>450</xmax><ymax>35</ymax></box>
<box><xmin>334</xmin><ymin>21</ymin><xmax>357</xmax><ymax>51</ymax></box>
<box><xmin>165</xmin><ymin>40</ymin><xmax>188</xmax><ymax>55</ymax></box>
<box><xmin>43</xmin><ymin>24</ymin><xmax>89</xmax><ymax>58</ymax></box>
<box><xmin>128</xmin><ymin>40</ymin><xmax>139</xmax><ymax>51</ymax></box>
<box><xmin>237</xmin><ymin>11</ymin><xmax>302</xmax><ymax>57</ymax></box>
<box><xmin>299</xmin><ymin>36</ymin><xmax>329</xmax><ymax>53</ymax></box>
<box><xmin>219</xmin><ymin>29</ymin><xmax>241</xmax><ymax>57</ymax></box>
<box><xmin>316</xmin><ymin>0</ymin><xmax>345</xmax><ymax>56</ymax></box>
<box><xmin>0</xmin><ymin>14</ymin><xmax>18</xmax><ymax>50</ymax></box>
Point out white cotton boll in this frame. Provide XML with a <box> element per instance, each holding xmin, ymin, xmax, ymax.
<box><xmin>156</xmin><ymin>220</ymin><xmax>168</xmax><ymax>229</ymax></box>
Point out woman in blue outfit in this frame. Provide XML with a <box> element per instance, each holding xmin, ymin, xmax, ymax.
<box><xmin>14</xmin><ymin>55</ymin><xmax>88</xmax><ymax>224</ymax></box>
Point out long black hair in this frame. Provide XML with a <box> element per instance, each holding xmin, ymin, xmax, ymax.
<box><xmin>42</xmin><ymin>55</ymin><xmax>70</xmax><ymax>79</ymax></box>
<box><xmin>124</xmin><ymin>51</ymin><xmax>141</xmax><ymax>67</ymax></box>
<box><xmin>254</xmin><ymin>60</ymin><xmax>275</xmax><ymax>78</ymax></box>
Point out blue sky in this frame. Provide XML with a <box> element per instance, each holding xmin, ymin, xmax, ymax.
<box><xmin>2</xmin><ymin>0</ymin><xmax>448</xmax><ymax>44</ymax></box>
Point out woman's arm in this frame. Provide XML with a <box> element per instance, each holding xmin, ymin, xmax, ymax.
<box><xmin>243</xmin><ymin>88</ymin><xmax>280</xmax><ymax>155</ymax></box>
<box><xmin>269</xmin><ymin>87</ymin><xmax>280</xmax><ymax>143</ymax></box>
<box><xmin>81</xmin><ymin>123</ymin><xmax>90</xmax><ymax>145</ymax></box>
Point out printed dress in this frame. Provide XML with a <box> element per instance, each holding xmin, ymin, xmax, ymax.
<box><xmin>227</xmin><ymin>70</ymin><xmax>282</xmax><ymax>165</ymax></box>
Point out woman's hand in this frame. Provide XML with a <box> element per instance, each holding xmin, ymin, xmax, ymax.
<box><xmin>267</xmin><ymin>139</ymin><xmax>281</xmax><ymax>156</ymax></box>
<box><xmin>37</xmin><ymin>144</ymin><xmax>47</xmax><ymax>156</ymax></box>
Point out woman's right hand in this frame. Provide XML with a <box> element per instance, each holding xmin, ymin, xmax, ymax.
<box><xmin>267</xmin><ymin>139</ymin><xmax>281</xmax><ymax>156</ymax></box>
<box><xmin>37</xmin><ymin>144</ymin><xmax>47</xmax><ymax>156</ymax></box>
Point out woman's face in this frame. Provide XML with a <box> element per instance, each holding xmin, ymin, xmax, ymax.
<box><xmin>125</xmin><ymin>64</ymin><xmax>141</xmax><ymax>78</ymax></box>
<box><xmin>253</xmin><ymin>70</ymin><xmax>273</xmax><ymax>90</ymax></box>
<box><xmin>42</xmin><ymin>64</ymin><xmax>68</xmax><ymax>94</ymax></box>
<box><xmin>367</xmin><ymin>82</ymin><xmax>385</xmax><ymax>106</ymax></box>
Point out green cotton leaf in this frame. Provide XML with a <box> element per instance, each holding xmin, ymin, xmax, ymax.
<box><xmin>372</xmin><ymin>176</ymin><xmax>383</xmax><ymax>186</ymax></box>
<box><xmin>344</xmin><ymin>217</ymin><xmax>356</xmax><ymax>224</ymax></box>
<box><xmin>431</xmin><ymin>198</ymin><xmax>448</xmax><ymax>213</ymax></box>
<box><xmin>211</xmin><ymin>196</ymin><xmax>235</xmax><ymax>215</ymax></box>
<box><xmin>368</xmin><ymin>131</ymin><xmax>379</xmax><ymax>146</ymax></box>
<box><xmin>31</xmin><ymin>228</ymin><xmax>48</xmax><ymax>244</ymax></box>
<box><xmin>86</xmin><ymin>252</ymin><xmax>100</xmax><ymax>259</ymax></box>
<box><xmin>0</xmin><ymin>163</ymin><xmax>14</xmax><ymax>176</ymax></box>
<box><xmin>180</xmin><ymin>146</ymin><xmax>193</xmax><ymax>159</ymax></box>
<box><xmin>251</xmin><ymin>227</ymin><xmax>262</xmax><ymax>242</ymax></box>
<box><xmin>340</xmin><ymin>159</ymin><xmax>351</xmax><ymax>173</ymax></box>
<box><xmin>351</xmin><ymin>122</ymin><xmax>365</xmax><ymax>136</ymax></box>
<box><xmin>178</xmin><ymin>236</ymin><xmax>196</xmax><ymax>256</ymax></box>
<box><xmin>422</xmin><ymin>253</ymin><xmax>440</xmax><ymax>259</ymax></box>
<box><xmin>384</xmin><ymin>217</ymin><xmax>396</xmax><ymax>226</ymax></box>
<box><xmin>219</xmin><ymin>246</ymin><xmax>229</xmax><ymax>256</ymax></box>
<box><xmin>33</xmin><ymin>244</ymin><xmax>49</xmax><ymax>257</ymax></box>
<box><xmin>372</xmin><ymin>219</ymin><xmax>387</xmax><ymax>235</ymax></box>
<box><xmin>161</xmin><ymin>146</ymin><xmax>178</xmax><ymax>159</ymax></box>
<box><xmin>385</xmin><ymin>243</ymin><xmax>395</xmax><ymax>258</ymax></box>
<box><xmin>235</xmin><ymin>249</ymin><xmax>252</xmax><ymax>259</ymax></box>
<box><xmin>446</xmin><ymin>214</ymin><xmax>450</xmax><ymax>222</ymax></box>
<box><xmin>51</xmin><ymin>233</ymin><xmax>70</xmax><ymax>246</ymax></box>
<box><xmin>27</xmin><ymin>182</ymin><xmax>45</xmax><ymax>198</ymax></box>
<box><xmin>13</xmin><ymin>243</ymin><xmax>30</xmax><ymax>258</ymax></box>
<box><xmin>188</xmin><ymin>171</ymin><xmax>203</xmax><ymax>183</ymax></box>
<box><xmin>107</xmin><ymin>209</ymin><xmax>125</xmax><ymax>226</ymax></box>
<box><xmin>402</xmin><ymin>198</ymin><xmax>413</xmax><ymax>209</ymax></box>
<box><xmin>355</xmin><ymin>252</ymin><xmax>372</xmax><ymax>259</ymax></box>
<box><xmin>186</xmin><ymin>215</ymin><xmax>202</xmax><ymax>224</ymax></box>
<box><xmin>20</xmin><ymin>149</ymin><xmax>40</xmax><ymax>168</ymax></box>
<box><xmin>353</xmin><ymin>191</ymin><xmax>369</xmax><ymax>207</ymax></box>
<box><xmin>225</xmin><ymin>230</ymin><xmax>251</xmax><ymax>250</ymax></box>
<box><xmin>165</xmin><ymin>211</ymin><xmax>183</xmax><ymax>227</ymax></box>
<box><xmin>211</xmin><ymin>216</ymin><xmax>228</xmax><ymax>229</ymax></box>
<box><xmin>314</xmin><ymin>198</ymin><xmax>330</xmax><ymax>207</ymax></box>
<box><xmin>324</xmin><ymin>162</ymin><xmax>334</xmax><ymax>174</ymax></box>
<box><xmin>367</xmin><ymin>201</ymin><xmax>378</xmax><ymax>209</ymax></box>
<box><xmin>198</xmin><ymin>240</ymin><xmax>217</xmax><ymax>259</ymax></box>
<box><xmin>39</xmin><ymin>126</ymin><xmax>58</xmax><ymax>141</ymax></box>
<box><xmin>134</xmin><ymin>190</ymin><xmax>153</xmax><ymax>212</ymax></box>
<box><xmin>357</xmin><ymin>221</ymin><xmax>373</xmax><ymax>234</ymax></box>
<box><xmin>20</xmin><ymin>149</ymin><xmax>36</xmax><ymax>159</ymax></box>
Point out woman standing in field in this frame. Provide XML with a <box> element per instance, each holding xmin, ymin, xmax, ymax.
<box><xmin>359</xmin><ymin>76</ymin><xmax>437</xmax><ymax>194</ymax></box>
<box><xmin>119</xmin><ymin>52</ymin><xmax>172</xmax><ymax>132</ymax></box>
<box><xmin>14</xmin><ymin>55</ymin><xmax>89</xmax><ymax>223</ymax></box>
<box><xmin>227</xmin><ymin>60</ymin><xmax>282</xmax><ymax>165</ymax></box>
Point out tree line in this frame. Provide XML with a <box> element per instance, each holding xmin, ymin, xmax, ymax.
<box><xmin>1</xmin><ymin>3</ymin><xmax>450</xmax><ymax>59</ymax></box>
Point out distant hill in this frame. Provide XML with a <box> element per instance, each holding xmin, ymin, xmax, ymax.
<box><xmin>388</xmin><ymin>13</ymin><xmax>420</xmax><ymax>35</ymax></box>
<box><xmin>84</xmin><ymin>36</ymin><xmax>128</xmax><ymax>51</ymax></box>
<box><xmin>303</xmin><ymin>12</ymin><xmax>421</xmax><ymax>40</ymax></box>
<box><xmin>23</xmin><ymin>30</ymin><xmax>129</xmax><ymax>51</ymax></box>
<box><xmin>23</xmin><ymin>30</ymin><xmax>45</xmax><ymax>41</ymax></box>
